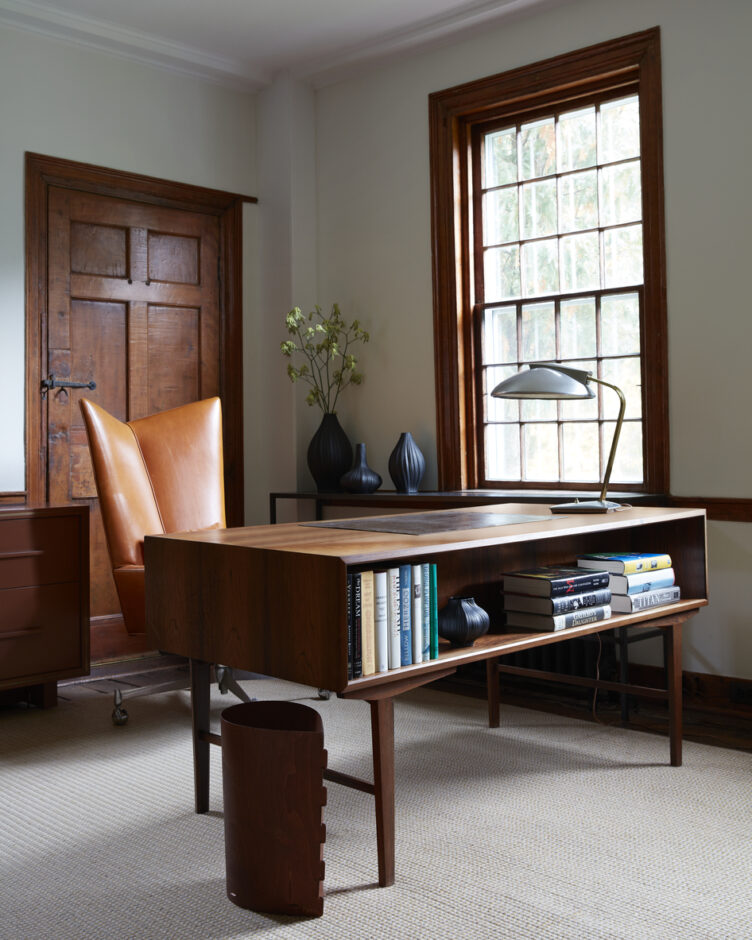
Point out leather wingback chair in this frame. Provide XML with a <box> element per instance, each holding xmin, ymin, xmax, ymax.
<box><xmin>80</xmin><ymin>396</ymin><xmax>247</xmax><ymax>721</ymax></box>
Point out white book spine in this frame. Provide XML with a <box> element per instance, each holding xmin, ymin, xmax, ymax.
<box><xmin>373</xmin><ymin>571</ymin><xmax>389</xmax><ymax>673</ymax></box>
<box><xmin>411</xmin><ymin>565</ymin><xmax>423</xmax><ymax>663</ymax></box>
<box><xmin>387</xmin><ymin>567</ymin><xmax>401</xmax><ymax>669</ymax></box>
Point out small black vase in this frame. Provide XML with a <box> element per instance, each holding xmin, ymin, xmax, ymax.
<box><xmin>340</xmin><ymin>443</ymin><xmax>382</xmax><ymax>494</ymax></box>
<box><xmin>438</xmin><ymin>596</ymin><xmax>490</xmax><ymax>648</ymax></box>
<box><xmin>307</xmin><ymin>413</ymin><xmax>353</xmax><ymax>493</ymax></box>
<box><xmin>388</xmin><ymin>431</ymin><xmax>425</xmax><ymax>494</ymax></box>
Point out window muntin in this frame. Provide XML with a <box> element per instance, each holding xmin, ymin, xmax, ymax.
<box><xmin>476</xmin><ymin>95</ymin><xmax>646</xmax><ymax>486</ymax></box>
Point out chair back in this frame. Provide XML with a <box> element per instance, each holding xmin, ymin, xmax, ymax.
<box><xmin>80</xmin><ymin>397</ymin><xmax>226</xmax><ymax>633</ymax></box>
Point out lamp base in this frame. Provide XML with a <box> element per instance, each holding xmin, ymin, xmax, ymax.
<box><xmin>550</xmin><ymin>498</ymin><xmax>622</xmax><ymax>514</ymax></box>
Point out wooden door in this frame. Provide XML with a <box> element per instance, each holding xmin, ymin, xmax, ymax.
<box><xmin>44</xmin><ymin>187</ymin><xmax>221</xmax><ymax>660</ymax></box>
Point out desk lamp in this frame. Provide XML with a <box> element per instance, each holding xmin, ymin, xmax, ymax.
<box><xmin>491</xmin><ymin>362</ymin><xmax>626</xmax><ymax>513</ymax></box>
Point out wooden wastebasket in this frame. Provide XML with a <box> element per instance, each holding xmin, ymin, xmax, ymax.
<box><xmin>221</xmin><ymin>701</ymin><xmax>327</xmax><ymax>917</ymax></box>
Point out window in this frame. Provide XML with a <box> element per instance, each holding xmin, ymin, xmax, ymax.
<box><xmin>429</xmin><ymin>29</ymin><xmax>668</xmax><ymax>493</ymax></box>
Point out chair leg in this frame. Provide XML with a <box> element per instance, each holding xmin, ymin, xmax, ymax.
<box><xmin>191</xmin><ymin>659</ymin><xmax>212</xmax><ymax>813</ymax></box>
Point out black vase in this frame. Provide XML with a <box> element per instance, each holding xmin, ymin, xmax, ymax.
<box><xmin>388</xmin><ymin>431</ymin><xmax>425</xmax><ymax>494</ymax></box>
<box><xmin>340</xmin><ymin>443</ymin><xmax>382</xmax><ymax>494</ymax></box>
<box><xmin>438</xmin><ymin>596</ymin><xmax>490</xmax><ymax>648</ymax></box>
<box><xmin>307</xmin><ymin>413</ymin><xmax>353</xmax><ymax>493</ymax></box>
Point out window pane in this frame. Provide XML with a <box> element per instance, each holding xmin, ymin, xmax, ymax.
<box><xmin>484</xmin><ymin>127</ymin><xmax>517</xmax><ymax>188</ymax></box>
<box><xmin>604</xmin><ymin>224</ymin><xmax>643</xmax><ymax>288</ymax></box>
<box><xmin>521</xmin><ymin>398</ymin><xmax>557</xmax><ymax>422</ymax></box>
<box><xmin>600</xmin><ymin>161</ymin><xmax>642</xmax><ymax>226</ymax></box>
<box><xmin>600</xmin><ymin>293</ymin><xmax>640</xmax><ymax>356</ymax></box>
<box><xmin>562</xmin><ymin>422</ymin><xmax>600</xmax><ymax>482</ymax></box>
<box><xmin>557</xmin><ymin>106</ymin><xmax>596</xmax><ymax>172</ymax></box>
<box><xmin>522</xmin><ymin>423</ymin><xmax>559</xmax><ymax>481</ymax></box>
<box><xmin>521</xmin><ymin>179</ymin><xmax>557</xmax><ymax>239</ymax></box>
<box><xmin>483</xmin><ymin>188</ymin><xmax>519</xmax><ymax>245</ymax></box>
<box><xmin>559</xmin><ymin>359</ymin><xmax>598</xmax><ymax>421</ymax></box>
<box><xmin>519</xmin><ymin>117</ymin><xmax>556</xmax><ymax>180</ymax></box>
<box><xmin>485</xmin><ymin>365</ymin><xmax>520</xmax><ymax>421</ymax></box>
<box><xmin>484</xmin><ymin>245</ymin><xmax>520</xmax><ymax>300</ymax></box>
<box><xmin>607</xmin><ymin>420</ymin><xmax>643</xmax><ymax>483</ymax></box>
<box><xmin>559</xmin><ymin>232</ymin><xmax>600</xmax><ymax>292</ymax></box>
<box><xmin>482</xmin><ymin>305</ymin><xmax>518</xmax><ymax>364</ymax></box>
<box><xmin>521</xmin><ymin>302</ymin><xmax>556</xmax><ymax>361</ymax></box>
<box><xmin>485</xmin><ymin>423</ymin><xmax>521</xmax><ymax>480</ymax></box>
<box><xmin>560</xmin><ymin>298</ymin><xmax>596</xmax><ymax>359</ymax></box>
<box><xmin>600</xmin><ymin>356</ymin><xmax>642</xmax><ymax>420</ymax></box>
<box><xmin>521</xmin><ymin>239</ymin><xmax>558</xmax><ymax>297</ymax></box>
<box><xmin>558</xmin><ymin>170</ymin><xmax>598</xmax><ymax>233</ymax></box>
<box><xmin>599</xmin><ymin>95</ymin><xmax>640</xmax><ymax>164</ymax></box>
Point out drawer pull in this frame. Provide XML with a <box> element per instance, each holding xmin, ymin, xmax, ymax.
<box><xmin>0</xmin><ymin>627</ymin><xmax>43</xmax><ymax>640</ymax></box>
<box><xmin>0</xmin><ymin>550</ymin><xmax>45</xmax><ymax>560</ymax></box>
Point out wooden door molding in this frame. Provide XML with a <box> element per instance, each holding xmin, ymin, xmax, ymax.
<box><xmin>25</xmin><ymin>151</ymin><xmax>256</xmax><ymax>526</ymax></box>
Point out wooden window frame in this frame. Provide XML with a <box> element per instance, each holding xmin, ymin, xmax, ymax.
<box><xmin>429</xmin><ymin>28</ymin><xmax>668</xmax><ymax>493</ymax></box>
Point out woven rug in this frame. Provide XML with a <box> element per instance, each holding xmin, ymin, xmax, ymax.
<box><xmin>1</xmin><ymin>679</ymin><xmax>750</xmax><ymax>940</ymax></box>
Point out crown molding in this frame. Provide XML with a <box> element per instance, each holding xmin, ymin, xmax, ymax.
<box><xmin>0</xmin><ymin>0</ymin><xmax>268</xmax><ymax>91</ymax></box>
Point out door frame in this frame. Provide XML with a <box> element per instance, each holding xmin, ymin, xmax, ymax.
<box><xmin>25</xmin><ymin>151</ymin><xmax>256</xmax><ymax>526</ymax></box>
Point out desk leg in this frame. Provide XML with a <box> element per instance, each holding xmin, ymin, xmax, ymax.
<box><xmin>664</xmin><ymin>621</ymin><xmax>683</xmax><ymax>767</ymax></box>
<box><xmin>190</xmin><ymin>659</ymin><xmax>211</xmax><ymax>813</ymax></box>
<box><xmin>369</xmin><ymin>697</ymin><xmax>395</xmax><ymax>887</ymax></box>
<box><xmin>486</xmin><ymin>657</ymin><xmax>500</xmax><ymax>728</ymax></box>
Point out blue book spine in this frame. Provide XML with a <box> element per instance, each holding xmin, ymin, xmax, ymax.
<box><xmin>421</xmin><ymin>562</ymin><xmax>431</xmax><ymax>662</ymax></box>
<box><xmin>399</xmin><ymin>564</ymin><xmax>412</xmax><ymax>666</ymax></box>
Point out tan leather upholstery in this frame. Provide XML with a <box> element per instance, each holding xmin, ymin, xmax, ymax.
<box><xmin>80</xmin><ymin>397</ymin><xmax>226</xmax><ymax>635</ymax></box>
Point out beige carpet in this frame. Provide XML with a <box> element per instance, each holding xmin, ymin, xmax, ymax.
<box><xmin>1</xmin><ymin>679</ymin><xmax>750</xmax><ymax>940</ymax></box>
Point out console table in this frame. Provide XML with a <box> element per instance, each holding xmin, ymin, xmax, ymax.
<box><xmin>144</xmin><ymin>503</ymin><xmax>707</xmax><ymax>887</ymax></box>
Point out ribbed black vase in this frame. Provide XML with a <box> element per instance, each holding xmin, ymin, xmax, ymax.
<box><xmin>307</xmin><ymin>413</ymin><xmax>353</xmax><ymax>493</ymax></box>
<box><xmin>340</xmin><ymin>443</ymin><xmax>382</xmax><ymax>494</ymax></box>
<box><xmin>388</xmin><ymin>431</ymin><xmax>425</xmax><ymax>494</ymax></box>
<box><xmin>437</xmin><ymin>596</ymin><xmax>490</xmax><ymax>648</ymax></box>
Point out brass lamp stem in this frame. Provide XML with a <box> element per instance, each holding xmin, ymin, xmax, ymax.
<box><xmin>589</xmin><ymin>376</ymin><xmax>626</xmax><ymax>503</ymax></box>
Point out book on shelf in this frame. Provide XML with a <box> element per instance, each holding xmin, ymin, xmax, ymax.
<box><xmin>399</xmin><ymin>563</ymin><xmax>412</xmax><ymax>667</ymax></box>
<box><xmin>387</xmin><ymin>567</ymin><xmax>401</xmax><ymax>669</ymax></box>
<box><xmin>411</xmin><ymin>564</ymin><xmax>423</xmax><ymax>664</ymax></box>
<box><xmin>577</xmin><ymin>552</ymin><xmax>672</xmax><ymax>574</ymax></box>
<box><xmin>373</xmin><ymin>570</ymin><xmax>389</xmax><ymax>673</ymax></box>
<box><xmin>501</xmin><ymin>566</ymin><xmax>610</xmax><ymax>598</ymax></box>
<box><xmin>429</xmin><ymin>563</ymin><xmax>439</xmax><ymax>659</ymax></box>
<box><xmin>610</xmin><ymin>585</ymin><xmax>681</xmax><ymax>613</ymax></box>
<box><xmin>421</xmin><ymin>562</ymin><xmax>430</xmax><ymax>662</ymax></box>
<box><xmin>609</xmin><ymin>568</ymin><xmax>675</xmax><ymax>596</ymax></box>
<box><xmin>346</xmin><ymin>572</ymin><xmax>353</xmax><ymax>679</ymax></box>
<box><xmin>502</xmin><ymin>587</ymin><xmax>611</xmax><ymax>616</ymax></box>
<box><xmin>352</xmin><ymin>572</ymin><xmax>362</xmax><ymax>678</ymax></box>
<box><xmin>360</xmin><ymin>569</ymin><xmax>375</xmax><ymax>677</ymax></box>
<box><xmin>505</xmin><ymin>603</ymin><xmax>612</xmax><ymax>632</ymax></box>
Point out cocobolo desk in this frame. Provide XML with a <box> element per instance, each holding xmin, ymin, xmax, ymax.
<box><xmin>144</xmin><ymin>503</ymin><xmax>708</xmax><ymax>888</ymax></box>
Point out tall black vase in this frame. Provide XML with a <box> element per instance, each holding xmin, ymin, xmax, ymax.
<box><xmin>340</xmin><ymin>443</ymin><xmax>382</xmax><ymax>494</ymax></box>
<box><xmin>388</xmin><ymin>431</ymin><xmax>425</xmax><ymax>494</ymax></box>
<box><xmin>307</xmin><ymin>413</ymin><xmax>353</xmax><ymax>493</ymax></box>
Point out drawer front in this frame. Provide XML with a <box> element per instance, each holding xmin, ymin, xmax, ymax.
<box><xmin>0</xmin><ymin>516</ymin><xmax>81</xmax><ymax>589</ymax></box>
<box><xmin>0</xmin><ymin>582</ymin><xmax>83</xmax><ymax>681</ymax></box>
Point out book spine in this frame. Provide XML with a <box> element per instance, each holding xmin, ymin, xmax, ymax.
<box><xmin>620</xmin><ymin>555</ymin><xmax>672</xmax><ymax>574</ymax></box>
<box><xmin>352</xmin><ymin>572</ymin><xmax>362</xmax><ymax>678</ymax></box>
<box><xmin>550</xmin><ymin>571</ymin><xmax>610</xmax><ymax>597</ymax></box>
<box><xmin>550</xmin><ymin>588</ymin><xmax>611</xmax><ymax>613</ymax></box>
<box><xmin>429</xmin><ymin>563</ymin><xmax>439</xmax><ymax>659</ymax></box>
<box><xmin>612</xmin><ymin>569</ymin><xmax>675</xmax><ymax>595</ymax></box>
<box><xmin>346</xmin><ymin>572</ymin><xmax>353</xmax><ymax>679</ymax></box>
<box><xmin>553</xmin><ymin>604</ymin><xmax>611</xmax><ymax>630</ymax></box>
<box><xmin>399</xmin><ymin>564</ymin><xmax>412</xmax><ymax>666</ymax></box>
<box><xmin>421</xmin><ymin>562</ymin><xmax>431</xmax><ymax>662</ymax></box>
<box><xmin>360</xmin><ymin>569</ymin><xmax>375</xmax><ymax>677</ymax></box>
<box><xmin>411</xmin><ymin>564</ymin><xmax>423</xmax><ymax>664</ymax></box>
<box><xmin>626</xmin><ymin>586</ymin><xmax>681</xmax><ymax>611</ymax></box>
<box><xmin>373</xmin><ymin>571</ymin><xmax>389</xmax><ymax>673</ymax></box>
<box><xmin>387</xmin><ymin>567</ymin><xmax>401</xmax><ymax>669</ymax></box>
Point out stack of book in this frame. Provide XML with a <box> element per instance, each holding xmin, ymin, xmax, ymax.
<box><xmin>577</xmin><ymin>553</ymin><xmax>680</xmax><ymax>613</ymax></box>
<box><xmin>347</xmin><ymin>562</ymin><xmax>439</xmax><ymax>678</ymax></box>
<box><xmin>501</xmin><ymin>566</ymin><xmax>612</xmax><ymax>632</ymax></box>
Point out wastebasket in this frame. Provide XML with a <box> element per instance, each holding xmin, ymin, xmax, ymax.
<box><xmin>221</xmin><ymin>700</ymin><xmax>327</xmax><ymax>917</ymax></box>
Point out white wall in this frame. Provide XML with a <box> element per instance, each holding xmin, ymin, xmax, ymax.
<box><xmin>312</xmin><ymin>0</ymin><xmax>752</xmax><ymax>679</ymax></box>
<box><xmin>0</xmin><ymin>25</ymin><xmax>257</xmax><ymax>492</ymax></box>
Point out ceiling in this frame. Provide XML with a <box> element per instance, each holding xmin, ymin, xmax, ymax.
<box><xmin>0</xmin><ymin>0</ymin><xmax>561</xmax><ymax>90</ymax></box>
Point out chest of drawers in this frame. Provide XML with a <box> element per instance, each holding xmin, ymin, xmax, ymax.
<box><xmin>0</xmin><ymin>504</ymin><xmax>89</xmax><ymax>706</ymax></box>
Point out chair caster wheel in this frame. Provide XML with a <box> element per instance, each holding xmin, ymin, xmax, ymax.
<box><xmin>317</xmin><ymin>689</ymin><xmax>331</xmax><ymax>700</ymax></box>
<box><xmin>112</xmin><ymin>705</ymin><xmax>129</xmax><ymax>726</ymax></box>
